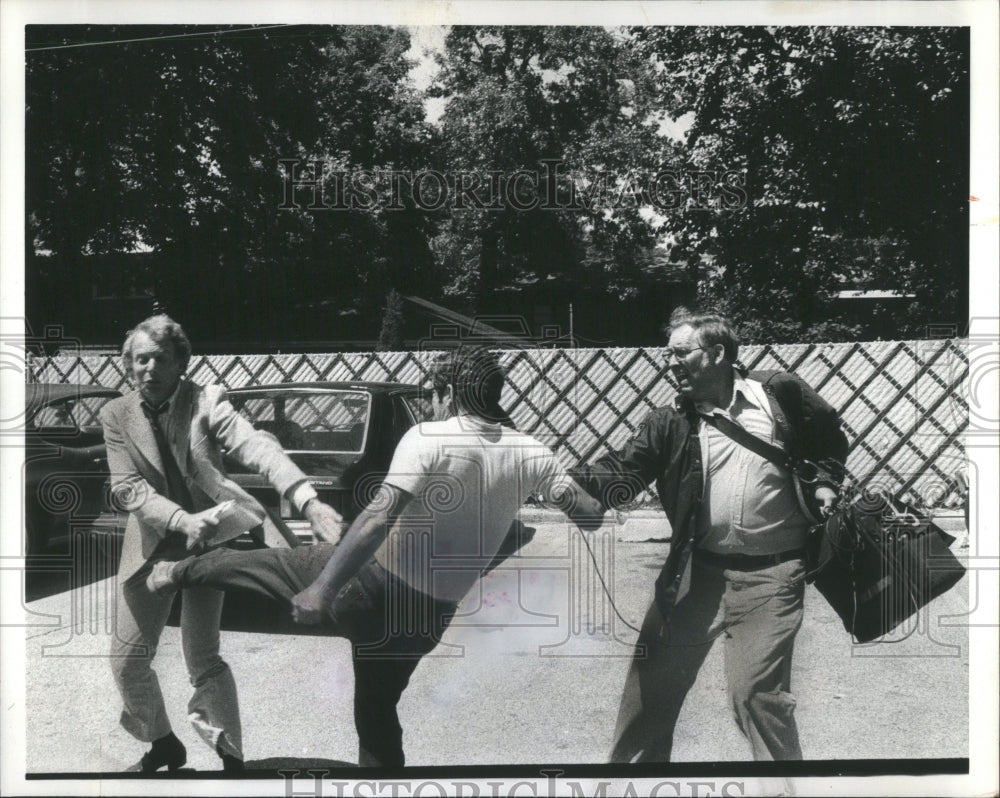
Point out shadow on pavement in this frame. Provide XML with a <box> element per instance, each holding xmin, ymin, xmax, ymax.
<box><xmin>24</xmin><ymin>554</ymin><xmax>118</xmax><ymax>602</ymax></box>
<box><xmin>248</xmin><ymin>757</ymin><xmax>357</xmax><ymax>770</ymax></box>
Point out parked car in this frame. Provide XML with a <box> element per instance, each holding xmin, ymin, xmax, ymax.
<box><xmin>224</xmin><ymin>381</ymin><xmax>432</xmax><ymax>544</ymax></box>
<box><xmin>208</xmin><ymin>380</ymin><xmax>434</xmax><ymax>632</ymax></box>
<box><xmin>55</xmin><ymin>380</ymin><xmax>432</xmax><ymax>568</ymax></box>
<box><xmin>23</xmin><ymin>383</ymin><xmax>122</xmax><ymax>558</ymax></box>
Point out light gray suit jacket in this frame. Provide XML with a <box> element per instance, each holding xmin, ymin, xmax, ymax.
<box><xmin>101</xmin><ymin>380</ymin><xmax>307</xmax><ymax>581</ymax></box>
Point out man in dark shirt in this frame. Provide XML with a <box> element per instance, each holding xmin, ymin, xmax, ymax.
<box><xmin>573</xmin><ymin>310</ymin><xmax>848</xmax><ymax>762</ymax></box>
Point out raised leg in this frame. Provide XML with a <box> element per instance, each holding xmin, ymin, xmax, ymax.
<box><xmin>170</xmin><ymin>543</ymin><xmax>337</xmax><ymax>603</ymax></box>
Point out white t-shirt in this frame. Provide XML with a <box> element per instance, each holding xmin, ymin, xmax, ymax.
<box><xmin>374</xmin><ymin>414</ymin><xmax>572</xmax><ymax>601</ymax></box>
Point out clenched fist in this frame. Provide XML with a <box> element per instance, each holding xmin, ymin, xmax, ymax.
<box><xmin>291</xmin><ymin>588</ymin><xmax>328</xmax><ymax>625</ymax></box>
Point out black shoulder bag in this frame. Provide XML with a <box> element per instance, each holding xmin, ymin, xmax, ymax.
<box><xmin>702</xmin><ymin>413</ymin><xmax>966</xmax><ymax>644</ymax></box>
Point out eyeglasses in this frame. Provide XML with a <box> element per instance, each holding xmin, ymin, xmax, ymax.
<box><xmin>666</xmin><ymin>346</ymin><xmax>705</xmax><ymax>361</ymax></box>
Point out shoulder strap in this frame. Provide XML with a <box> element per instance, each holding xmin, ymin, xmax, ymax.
<box><xmin>701</xmin><ymin>413</ymin><xmax>792</xmax><ymax>471</ymax></box>
<box><xmin>702</xmin><ymin>412</ymin><xmax>821</xmax><ymax>525</ymax></box>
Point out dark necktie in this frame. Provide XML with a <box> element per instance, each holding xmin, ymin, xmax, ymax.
<box><xmin>141</xmin><ymin>400</ymin><xmax>195</xmax><ymax>513</ymax></box>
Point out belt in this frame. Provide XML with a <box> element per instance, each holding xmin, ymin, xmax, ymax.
<box><xmin>694</xmin><ymin>547</ymin><xmax>806</xmax><ymax>571</ymax></box>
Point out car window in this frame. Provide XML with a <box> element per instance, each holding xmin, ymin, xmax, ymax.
<box><xmin>401</xmin><ymin>392</ymin><xmax>435</xmax><ymax>424</ymax></box>
<box><xmin>233</xmin><ymin>391</ymin><xmax>371</xmax><ymax>453</ymax></box>
<box><xmin>32</xmin><ymin>396</ymin><xmax>114</xmax><ymax>433</ymax></box>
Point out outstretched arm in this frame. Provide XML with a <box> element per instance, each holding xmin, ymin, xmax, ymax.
<box><xmin>556</xmin><ymin>480</ymin><xmax>608</xmax><ymax>532</ymax></box>
<box><xmin>569</xmin><ymin>409</ymin><xmax>671</xmax><ymax>511</ymax></box>
<box><xmin>206</xmin><ymin>385</ymin><xmax>345</xmax><ymax>541</ymax></box>
<box><xmin>291</xmin><ymin>483</ymin><xmax>412</xmax><ymax>624</ymax></box>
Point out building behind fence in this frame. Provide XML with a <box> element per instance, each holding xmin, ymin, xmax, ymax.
<box><xmin>28</xmin><ymin>338</ymin><xmax>969</xmax><ymax>509</ymax></box>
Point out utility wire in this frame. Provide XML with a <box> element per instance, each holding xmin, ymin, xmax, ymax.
<box><xmin>576</xmin><ymin>527</ymin><xmax>643</xmax><ymax>634</ymax></box>
<box><xmin>26</xmin><ymin>25</ymin><xmax>292</xmax><ymax>52</ymax></box>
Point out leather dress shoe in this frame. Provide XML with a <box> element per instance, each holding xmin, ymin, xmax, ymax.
<box><xmin>220</xmin><ymin>752</ymin><xmax>245</xmax><ymax>772</ymax></box>
<box><xmin>216</xmin><ymin>742</ymin><xmax>244</xmax><ymax>773</ymax></box>
<box><xmin>131</xmin><ymin>731</ymin><xmax>186</xmax><ymax>773</ymax></box>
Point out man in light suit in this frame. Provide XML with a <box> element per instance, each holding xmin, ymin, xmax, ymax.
<box><xmin>101</xmin><ymin>313</ymin><xmax>343</xmax><ymax>773</ymax></box>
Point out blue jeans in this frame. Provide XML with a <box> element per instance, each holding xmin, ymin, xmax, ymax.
<box><xmin>171</xmin><ymin>544</ymin><xmax>458</xmax><ymax>767</ymax></box>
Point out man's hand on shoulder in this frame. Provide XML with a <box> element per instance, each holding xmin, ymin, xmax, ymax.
<box><xmin>303</xmin><ymin>499</ymin><xmax>345</xmax><ymax>544</ymax></box>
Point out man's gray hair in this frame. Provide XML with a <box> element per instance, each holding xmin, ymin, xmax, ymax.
<box><xmin>122</xmin><ymin>314</ymin><xmax>192</xmax><ymax>375</ymax></box>
<box><xmin>669</xmin><ymin>308</ymin><xmax>740</xmax><ymax>362</ymax></box>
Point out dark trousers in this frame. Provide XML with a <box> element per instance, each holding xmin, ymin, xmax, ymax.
<box><xmin>171</xmin><ymin>544</ymin><xmax>457</xmax><ymax>767</ymax></box>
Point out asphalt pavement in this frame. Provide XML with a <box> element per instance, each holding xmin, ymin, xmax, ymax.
<box><xmin>21</xmin><ymin>511</ymin><xmax>971</xmax><ymax>775</ymax></box>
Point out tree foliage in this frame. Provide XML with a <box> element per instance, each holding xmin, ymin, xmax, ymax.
<box><xmin>631</xmin><ymin>26</ymin><xmax>969</xmax><ymax>341</ymax></box>
<box><xmin>428</xmin><ymin>27</ymin><xmax>665</xmax><ymax>317</ymax></box>
<box><xmin>26</xmin><ymin>24</ymin><xmax>969</xmax><ymax>347</ymax></box>
<box><xmin>26</xmin><ymin>25</ymin><xmax>435</xmax><ymax>342</ymax></box>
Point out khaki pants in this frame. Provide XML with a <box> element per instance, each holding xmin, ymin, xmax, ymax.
<box><xmin>110</xmin><ymin>561</ymin><xmax>242</xmax><ymax>758</ymax></box>
<box><xmin>611</xmin><ymin>555</ymin><xmax>805</xmax><ymax>762</ymax></box>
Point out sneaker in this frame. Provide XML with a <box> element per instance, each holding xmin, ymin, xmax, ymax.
<box><xmin>146</xmin><ymin>561</ymin><xmax>179</xmax><ymax>594</ymax></box>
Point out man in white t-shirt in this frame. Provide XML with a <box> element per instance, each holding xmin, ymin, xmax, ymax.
<box><xmin>146</xmin><ymin>346</ymin><xmax>605</xmax><ymax>767</ymax></box>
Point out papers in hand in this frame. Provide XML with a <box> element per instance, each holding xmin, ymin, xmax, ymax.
<box><xmin>198</xmin><ymin>500</ymin><xmax>263</xmax><ymax>547</ymax></box>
